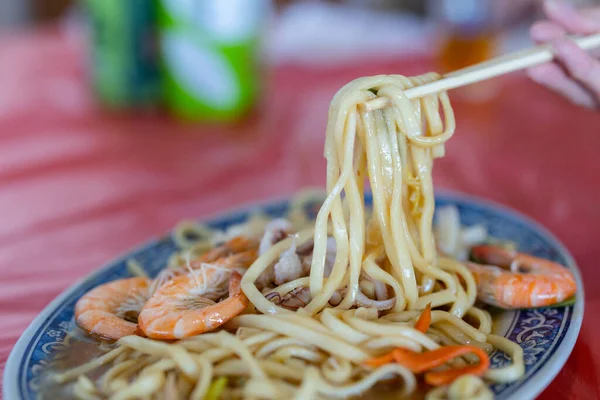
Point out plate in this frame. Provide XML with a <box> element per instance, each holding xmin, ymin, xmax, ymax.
<box><xmin>3</xmin><ymin>191</ymin><xmax>584</xmax><ymax>400</ymax></box>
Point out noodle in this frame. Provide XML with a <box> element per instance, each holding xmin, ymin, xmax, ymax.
<box><xmin>426</xmin><ymin>375</ymin><xmax>493</xmax><ymax>400</ymax></box>
<box><xmin>126</xmin><ymin>259</ymin><xmax>148</xmax><ymax>278</ymax></box>
<box><xmin>56</xmin><ymin>74</ymin><xmax>527</xmax><ymax>400</ymax></box>
<box><xmin>483</xmin><ymin>335</ymin><xmax>525</xmax><ymax>383</ymax></box>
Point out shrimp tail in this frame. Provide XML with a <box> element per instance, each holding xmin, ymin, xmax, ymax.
<box><xmin>228</xmin><ymin>271</ymin><xmax>250</xmax><ymax>310</ymax></box>
<box><xmin>467</xmin><ymin>245</ymin><xmax>577</xmax><ymax>309</ymax></box>
<box><xmin>134</xmin><ymin>325</ymin><xmax>147</xmax><ymax>338</ymax></box>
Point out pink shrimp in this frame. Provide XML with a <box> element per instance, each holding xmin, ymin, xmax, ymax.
<box><xmin>191</xmin><ymin>250</ymin><xmax>258</xmax><ymax>271</ymax></box>
<box><xmin>74</xmin><ymin>277</ymin><xmax>151</xmax><ymax>340</ymax></box>
<box><xmin>467</xmin><ymin>245</ymin><xmax>576</xmax><ymax>309</ymax></box>
<box><xmin>152</xmin><ymin>238</ymin><xmax>258</xmax><ymax>296</ymax></box>
<box><xmin>138</xmin><ymin>272</ymin><xmax>248</xmax><ymax>339</ymax></box>
<box><xmin>200</xmin><ymin>236</ymin><xmax>258</xmax><ymax>264</ymax></box>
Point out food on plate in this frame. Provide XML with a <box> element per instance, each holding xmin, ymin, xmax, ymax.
<box><xmin>53</xmin><ymin>74</ymin><xmax>576</xmax><ymax>399</ymax></box>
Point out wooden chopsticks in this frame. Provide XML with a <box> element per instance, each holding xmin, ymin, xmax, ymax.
<box><xmin>364</xmin><ymin>33</ymin><xmax>600</xmax><ymax>112</ymax></box>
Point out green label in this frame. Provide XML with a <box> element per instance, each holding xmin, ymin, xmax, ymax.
<box><xmin>156</xmin><ymin>0</ymin><xmax>268</xmax><ymax>121</ymax></box>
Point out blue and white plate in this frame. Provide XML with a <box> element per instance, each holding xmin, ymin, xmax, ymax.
<box><xmin>3</xmin><ymin>192</ymin><xmax>584</xmax><ymax>400</ymax></box>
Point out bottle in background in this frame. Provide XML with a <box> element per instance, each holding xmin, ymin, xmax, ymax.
<box><xmin>156</xmin><ymin>0</ymin><xmax>271</xmax><ymax>122</ymax></box>
<box><xmin>428</xmin><ymin>0</ymin><xmax>499</xmax><ymax>101</ymax></box>
<box><xmin>84</xmin><ymin>0</ymin><xmax>161</xmax><ymax>109</ymax></box>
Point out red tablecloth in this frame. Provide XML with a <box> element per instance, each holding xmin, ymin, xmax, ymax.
<box><xmin>1</xmin><ymin>29</ymin><xmax>600</xmax><ymax>399</ymax></box>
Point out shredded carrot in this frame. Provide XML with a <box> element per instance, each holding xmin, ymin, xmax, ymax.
<box><xmin>392</xmin><ymin>346</ymin><xmax>487</xmax><ymax>374</ymax></box>
<box><xmin>363</xmin><ymin>304</ymin><xmax>432</xmax><ymax>367</ymax></box>
<box><xmin>425</xmin><ymin>347</ymin><xmax>490</xmax><ymax>386</ymax></box>
<box><xmin>362</xmin><ymin>323</ymin><xmax>490</xmax><ymax>386</ymax></box>
<box><xmin>362</xmin><ymin>352</ymin><xmax>395</xmax><ymax>368</ymax></box>
<box><xmin>414</xmin><ymin>303</ymin><xmax>431</xmax><ymax>333</ymax></box>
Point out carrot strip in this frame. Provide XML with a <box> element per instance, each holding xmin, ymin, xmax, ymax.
<box><xmin>414</xmin><ymin>303</ymin><xmax>432</xmax><ymax>333</ymax></box>
<box><xmin>425</xmin><ymin>347</ymin><xmax>490</xmax><ymax>386</ymax></box>
<box><xmin>392</xmin><ymin>346</ymin><xmax>487</xmax><ymax>374</ymax></box>
<box><xmin>363</xmin><ymin>352</ymin><xmax>395</xmax><ymax>367</ymax></box>
<box><xmin>363</xmin><ymin>343</ymin><xmax>491</xmax><ymax>386</ymax></box>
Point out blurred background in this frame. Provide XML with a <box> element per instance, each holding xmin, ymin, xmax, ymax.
<box><xmin>1</xmin><ymin>1</ymin><xmax>600</xmax><ymax>258</ymax></box>
<box><xmin>0</xmin><ymin>0</ymin><xmax>597</xmax><ymax>116</ymax></box>
<box><xmin>1</xmin><ymin>0</ymin><xmax>596</xmax><ymax>117</ymax></box>
<box><xmin>2</xmin><ymin>2</ymin><xmax>600</xmax><ymax>398</ymax></box>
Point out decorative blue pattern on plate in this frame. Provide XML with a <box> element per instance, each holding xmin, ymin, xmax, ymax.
<box><xmin>4</xmin><ymin>192</ymin><xmax>584</xmax><ymax>400</ymax></box>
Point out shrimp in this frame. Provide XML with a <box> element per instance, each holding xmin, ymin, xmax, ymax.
<box><xmin>200</xmin><ymin>236</ymin><xmax>258</xmax><ymax>264</ymax></box>
<box><xmin>161</xmin><ymin>236</ymin><xmax>258</xmax><ymax>291</ymax></box>
<box><xmin>266</xmin><ymin>287</ymin><xmax>312</xmax><ymax>311</ymax></box>
<box><xmin>74</xmin><ymin>277</ymin><xmax>151</xmax><ymax>340</ymax></box>
<box><xmin>467</xmin><ymin>245</ymin><xmax>576</xmax><ymax>309</ymax></box>
<box><xmin>259</xmin><ymin>218</ymin><xmax>293</xmax><ymax>255</ymax></box>
<box><xmin>138</xmin><ymin>271</ymin><xmax>248</xmax><ymax>339</ymax></box>
<box><xmin>273</xmin><ymin>240</ymin><xmax>304</xmax><ymax>286</ymax></box>
<box><xmin>192</xmin><ymin>250</ymin><xmax>258</xmax><ymax>271</ymax></box>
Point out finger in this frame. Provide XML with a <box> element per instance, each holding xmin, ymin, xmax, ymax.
<box><xmin>530</xmin><ymin>17</ymin><xmax>600</xmax><ymax>58</ymax></box>
<box><xmin>544</xmin><ymin>0</ymin><xmax>600</xmax><ymax>34</ymax></box>
<box><xmin>528</xmin><ymin>63</ymin><xmax>597</xmax><ymax>108</ymax></box>
<box><xmin>552</xmin><ymin>37</ymin><xmax>600</xmax><ymax>94</ymax></box>
<box><xmin>530</xmin><ymin>20</ymin><xmax>566</xmax><ymax>43</ymax></box>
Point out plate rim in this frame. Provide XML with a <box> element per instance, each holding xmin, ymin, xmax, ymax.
<box><xmin>435</xmin><ymin>192</ymin><xmax>584</xmax><ymax>400</ymax></box>
<box><xmin>3</xmin><ymin>190</ymin><xmax>585</xmax><ymax>400</ymax></box>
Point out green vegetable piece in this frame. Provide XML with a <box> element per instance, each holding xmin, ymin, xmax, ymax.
<box><xmin>542</xmin><ymin>295</ymin><xmax>576</xmax><ymax>309</ymax></box>
<box><xmin>205</xmin><ymin>377</ymin><xmax>228</xmax><ymax>400</ymax></box>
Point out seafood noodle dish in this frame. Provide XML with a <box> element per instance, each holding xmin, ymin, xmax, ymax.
<box><xmin>48</xmin><ymin>74</ymin><xmax>577</xmax><ymax>399</ymax></box>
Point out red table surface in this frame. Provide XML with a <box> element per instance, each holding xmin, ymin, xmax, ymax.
<box><xmin>1</xmin><ymin>29</ymin><xmax>600</xmax><ymax>399</ymax></box>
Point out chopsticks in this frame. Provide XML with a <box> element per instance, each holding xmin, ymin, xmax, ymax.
<box><xmin>364</xmin><ymin>33</ymin><xmax>600</xmax><ymax>112</ymax></box>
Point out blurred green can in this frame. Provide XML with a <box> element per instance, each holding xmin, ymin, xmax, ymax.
<box><xmin>84</xmin><ymin>0</ymin><xmax>161</xmax><ymax>108</ymax></box>
<box><xmin>156</xmin><ymin>0</ymin><xmax>271</xmax><ymax>122</ymax></box>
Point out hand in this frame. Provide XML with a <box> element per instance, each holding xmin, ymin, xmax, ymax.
<box><xmin>528</xmin><ymin>0</ymin><xmax>600</xmax><ymax>108</ymax></box>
